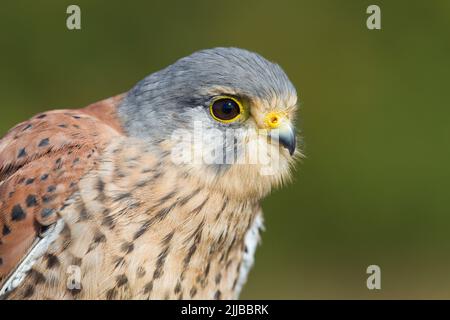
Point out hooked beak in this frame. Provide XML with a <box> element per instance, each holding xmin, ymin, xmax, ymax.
<box><xmin>270</xmin><ymin>122</ymin><xmax>296</xmax><ymax>156</ymax></box>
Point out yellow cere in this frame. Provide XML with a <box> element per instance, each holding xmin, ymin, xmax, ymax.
<box><xmin>264</xmin><ymin>111</ymin><xmax>285</xmax><ymax>129</ymax></box>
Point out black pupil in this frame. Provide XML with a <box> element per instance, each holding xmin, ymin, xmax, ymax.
<box><xmin>212</xmin><ymin>99</ymin><xmax>240</xmax><ymax>120</ymax></box>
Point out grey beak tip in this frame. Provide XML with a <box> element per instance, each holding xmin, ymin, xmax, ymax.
<box><xmin>277</xmin><ymin>130</ymin><xmax>296</xmax><ymax>156</ymax></box>
<box><xmin>288</xmin><ymin>144</ymin><xmax>296</xmax><ymax>156</ymax></box>
<box><xmin>269</xmin><ymin>124</ymin><xmax>296</xmax><ymax>156</ymax></box>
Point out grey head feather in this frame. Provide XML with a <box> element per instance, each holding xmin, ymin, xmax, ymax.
<box><xmin>118</xmin><ymin>47</ymin><xmax>296</xmax><ymax>143</ymax></box>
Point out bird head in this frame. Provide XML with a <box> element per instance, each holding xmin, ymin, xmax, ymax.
<box><xmin>119</xmin><ymin>47</ymin><xmax>300</xmax><ymax>200</ymax></box>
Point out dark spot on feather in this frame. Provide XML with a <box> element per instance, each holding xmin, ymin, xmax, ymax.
<box><xmin>72</xmin><ymin>257</ymin><xmax>82</xmax><ymax>266</ymax></box>
<box><xmin>38</xmin><ymin>138</ymin><xmax>49</xmax><ymax>147</ymax></box>
<box><xmin>106</xmin><ymin>288</ymin><xmax>117</xmax><ymax>299</ymax></box>
<box><xmin>47</xmin><ymin>185</ymin><xmax>56</xmax><ymax>193</ymax></box>
<box><xmin>87</xmin><ymin>231</ymin><xmax>105</xmax><ymax>252</ymax></box>
<box><xmin>94</xmin><ymin>179</ymin><xmax>106</xmax><ymax>201</ymax></box>
<box><xmin>153</xmin><ymin>246</ymin><xmax>170</xmax><ymax>280</ymax></box>
<box><xmin>232</xmin><ymin>277</ymin><xmax>238</xmax><ymax>290</ymax></box>
<box><xmin>162</xmin><ymin>231</ymin><xmax>175</xmax><ymax>246</ymax></box>
<box><xmin>225</xmin><ymin>260</ymin><xmax>233</xmax><ymax>271</ymax></box>
<box><xmin>96</xmin><ymin>178</ymin><xmax>105</xmax><ymax>192</ymax></box>
<box><xmin>59</xmin><ymin>202</ymin><xmax>70</xmax><ymax>211</ymax></box>
<box><xmin>39</xmin><ymin>225</ymin><xmax>51</xmax><ymax>236</ymax></box>
<box><xmin>22</xmin><ymin>124</ymin><xmax>32</xmax><ymax>131</ymax></box>
<box><xmin>115</xmin><ymin>170</ymin><xmax>126</xmax><ymax>179</ymax></box>
<box><xmin>25</xmin><ymin>178</ymin><xmax>35</xmax><ymax>185</ymax></box>
<box><xmin>116</xmin><ymin>274</ymin><xmax>128</xmax><ymax>287</ymax></box>
<box><xmin>114</xmin><ymin>192</ymin><xmax>132</xmax><ymax>202</ymax></box>
<box><xmin>183</xmin><ymin>223</ymin><xmax>203</xmax><ymax>267</ymax></box>
<box><xmin>174</xmin><ymin>281</ymin><xmax>182</xmax><ymax>294</ymax></box>
<box><xmin>23</xmin><ymin>285</ymin><xmax>35</xmax><ymax>298</ymax></box>
<box><xmin>190</xmin><ymin>287</ymin><xmax>197</xmax><ymax>298</ymax></box>
<box><xmin>42</xmin><ymin>194</ymin><xmax>57</xmax><ymax>203</ymax></box>
<box><xmin>137</xmin><ymin>266</ymin><xmax>146</xmax><ymax>278</ymax></box>
<box><xmin>61</xmin><ymin>225</ymin><xmax>72</xmax><ymax>249</ymax></box>
<box><xmin>93</xmin><ymin>231</ymin><xmax>106</xmax><ymax>243</ymax></box>
<box><xmin>158</xmin><ymin>190</ymin><xmax>177</xmax><ymax>205</ymax></box>
<box><xmin>144</xmin><ymin>281</ymin><xmax>153</xmax><ymax>294</ymax></box>
<box><xmin>190</xmin><ymin>198</ymin><xmax>208</xmax><ymax>215</ymax></box>
<box><xmin>214</xmin><ymin>290</ymin><xmax>222</xmax><ymax>300</ymax></box>
<box><xmin>133</xmin><ymin>205</ymin><xmax>175</xmax><ymax>240</ymax></box>
<box><xmin>156</xmin><ymin>204</ymin><xmax>176</xmax><ymax>221</ymax></box>
<box><xmin>215</xmin><ymin>273</ymin><xmax>222</xmax><ymax>284</ymax></box>
<box><xmin>101</xmin><ymin>215</ymin><xmax>114</xmax><ymax>229</ymax></box>
<box><xmin>26</xmin><ymin>195</ymin><xmax>38</xmax><ymax>207</ymax></box>
<box><xmin>46</xmin><ymin>253</ymin><xmax>60</xmax><ymax>268</ymax></box>
<box><xmin>18</xmin><ymin>148</ymin><xmax>27</xmax><ymax>158</ymax></box>
<box><xmin>11</xmin><ymin>205</ymin><xmax>26</xmax><ymax>221</ymax></box>
<box><xmin>160</xmin><ymin>150</ymin><xmax>170</xmax><ymax>158</ymax></box>
<box><xmin>120</xmin><ymin>242</ymin><xmax>134</xmax><ymax>254</ymax></box>
<box><xmin>58</xmin><ymin>124</ymin><xmax>67</xmax><ymax>128</ymax></box>
<box><xmin>41</xmin><ymin>208</ymin><xmax>54</xmax><ymax>218</ymax></box>
<box><xmin>133</xmin><ymin>223</ymin><xmax>149</xmax><ymax>240</ymax></box>
<box><xmin>2</xmin><ymin>225</ymin><xmax>11</xmax><ymax>236</ymax></box>
<box><xmin>152</xmin><ymin>171</ymin><xmax>163</xmax><ymax>179</ymax></box>
<box><xmin>30</xmin><ymin>269</ymin><xmax>46</xmax><ymax>284</ymax></box>
<box><xmin>114</xmin><ymin>256</ymin><xmax>125</xmax><ymax>268</ymax></box>
<box><xmin>141</xmin><ymin>167</ymin><xmax>154</xmax><ymax>174</ymax></box>
<box><xmin>135</xmin><ymin>178</ymin><xmax>152</xmax><ymax>188</ymax></box>
<box><xmin>78</xmin><ymin>206</ymin><xmax>89</xmax><ymax>221</ymax></box>
<box><xmin>41</xmin><ymin>173</ymin><xmax>49</xmax><ymax>181</ymax></box>
<box><xmin>178</xmin><ymin>195</ymin><xmax>191</xmax><ymax>207</ymax></box>
<box><xmin>215</xmin><ymin>200</ymin><xmax>228</xmax><ymax>220</ymax></box>
<box><xmin>55</xmin><ymin>158</ymin><xmax>62</xmax><ymax>169</ymax></box>
<box><xmin>36</xmin><ymin>114</ymin><xmax>47</xmax><ymax>119</ymax></box>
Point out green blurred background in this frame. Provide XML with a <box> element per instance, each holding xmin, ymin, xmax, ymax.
<box><xmin>1</xmin><ymin>0</ymin><xmax>449</xmax><ymax>299</ymax></box>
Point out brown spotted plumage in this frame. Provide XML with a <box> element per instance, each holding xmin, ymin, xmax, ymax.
<box><xmin>0</xmin><ymin>48</ymin><xmax>299</xmax><ymax>299</ymax></box>
<box><xmin>0</xmin><ymin>95</ymin><xmax>124</xmax><ymax>283</ymax></box>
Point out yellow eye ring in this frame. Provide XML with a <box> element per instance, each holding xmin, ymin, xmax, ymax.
<box><xmin>209</xmin><ymin>96</ymin><xmax>243</xmax><ymax>123</ymax></box>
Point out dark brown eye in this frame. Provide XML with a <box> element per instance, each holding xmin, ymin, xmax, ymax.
<box><xmin>210</xmin><ymin>97</ymin><xmax>243</xmax><ymax>123</ymax></box>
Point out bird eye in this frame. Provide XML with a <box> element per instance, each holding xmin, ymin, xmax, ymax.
<box><xmin>209</xmin><ymin>97</ymin><xmax>243</xmax><ymax>123</ymax></box>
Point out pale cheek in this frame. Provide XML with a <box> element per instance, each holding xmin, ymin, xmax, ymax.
<box><xmin>242</xmin><ymin>134</ymin><xmax>291</xmax><ymax>172</ymax></box>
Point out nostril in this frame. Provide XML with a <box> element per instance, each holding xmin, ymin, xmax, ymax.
<box><xmin>270</xmin><ymin>116</ymin><xmax>279</xmax><ymax>124</ymax></box>
<box><xmin>265</xmin><ymin>112</ymin><xmax>283</xmax><ymax>129</ymax></box>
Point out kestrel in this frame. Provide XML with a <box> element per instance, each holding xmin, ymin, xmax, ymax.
<box><xmin>0</xmin><ymin>47</ymin><xmax>299</xmax><ymax>300</ymax></box>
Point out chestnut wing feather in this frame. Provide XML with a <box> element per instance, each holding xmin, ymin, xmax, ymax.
<box><xmin>0</xmin><ymin>95</ymin><xmax>124</xmax><ymax>283</ymax></box>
